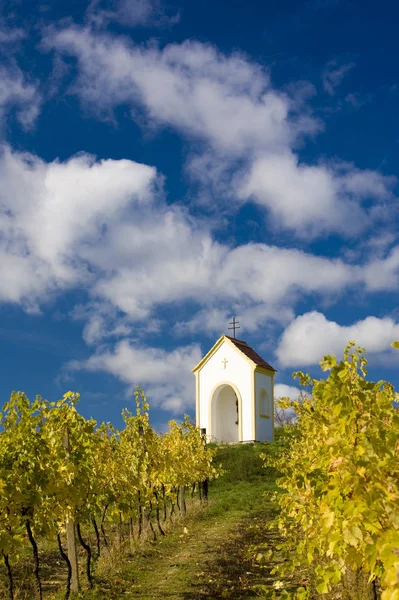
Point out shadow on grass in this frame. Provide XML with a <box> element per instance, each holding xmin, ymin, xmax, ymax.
<box><xmin>190</xmin><ymin>507</ymin><xmax>283</xmax><ymax>600</ymax></box>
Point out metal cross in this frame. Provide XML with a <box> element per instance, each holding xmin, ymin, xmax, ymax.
<box><xmin>228</xmin><ymin>317</ymin><xmax>240</xmax><ymax>338</ymax></box>
<box><xmin>222</xmin><ymin>358</ymin><xmax>228</xmax><ymax>369</ymax></box>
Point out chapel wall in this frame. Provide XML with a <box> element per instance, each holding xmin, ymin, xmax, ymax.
<box><xmin>198</xmin><ymin>340</ymin><xmax>253</xmax><ymax>441</ymax></box>
<box><xmin>254</xmin><ymin>370</ymin><xmax>274</xmax><ymax>442</ymax></box>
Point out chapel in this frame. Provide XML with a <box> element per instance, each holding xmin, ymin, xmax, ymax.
<box><xmin>192</xmin><ymin>332</ymin><xmax>276</xmax><ymax>443</ymax></box>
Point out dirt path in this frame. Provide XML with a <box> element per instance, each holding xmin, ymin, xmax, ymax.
<box><xmin>126</xmin><ymin>501</ymin><xmax>280</xmax><ymax>600</ymax></box>
<box><xmin>0</xmin><ymin>445</ymin><xmax>287</xmax><ymax>600</ymax></box>
<box><xmin>0</xmin><ymin>497</ymin><xmax>281</xmax><ymax>600</ymax></box>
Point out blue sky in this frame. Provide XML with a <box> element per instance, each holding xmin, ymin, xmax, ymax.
<box><xmin>1</xmin><ymin>0</ymin><xmax>399</xmax><ymax>430</ymax></box>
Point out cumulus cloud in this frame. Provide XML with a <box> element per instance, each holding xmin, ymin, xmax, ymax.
<box><xmin>70</xmin><ymin>301</ymin><xmax>162</xmax><ymax>345</ymax></box>
<box><xmin>274</xmin><ymin>383</ymin><xmax>302</xmax><ymax>400</ymax></box>
<box><xmin>42</xmin><ymin>26</ymin><xmax>396</xmax><ymax>238</ymax></box>
<box><xmin>0</xmin><ymin>123</ymin><xmax>396</xmax><ymax>400</ymax></box>
<box><xmin>239</xmin><ymin>153</ymin><xmax>395</xmax><ymax>236</ymax></box>
<box><xmin>90</xmin><ymin>240</ymin><xmax>357</xmax><ymax>326</ymax></box>
<box><xmin>276</xmin><ymin>311</ymin><xmax>399</xmax><ymax>367</ymax></box>
<box><xmin>2</xmin><ymin>140</ymin><xmax>398</xmax><ymax>343</ymax></box>
<box><xmin>0</xmin><ymin>144</ymin><xmax>366</xmax><ymax>331</ymax></box>
<box><xmin>0</xmin><ymin>146</ymin><xmax>158</xmax><ymax>310</ymax></box>
<box><xmin>43</xmin><ymin>27</ymin><xmax>301</xmax><ymax>154</ymax></box>
<box><xmin>67</xmin><ymin>340</ymin><xmax>202</xmax><ymax>412</ymax></box>
<box><xmin>362</xmin><ymin>246</ymin><xmax>399</xmax><ymax>291</ymax></box>
<box><xmin>72</xmin><ymin>305</ymin><xmax>134</xmax><ymax>346</ymax></box>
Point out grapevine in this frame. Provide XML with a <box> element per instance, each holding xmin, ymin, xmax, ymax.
<box><xmin>0</xmin><ymin>387</ymin><xmax>218</xmax><ymax>598</ymax></box>
<box><xmin>262</xmin><ymin>342</ymin><xmax>399</xmax><ymax>600</ymax></box>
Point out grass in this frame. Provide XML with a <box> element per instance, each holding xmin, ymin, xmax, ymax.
<box><xmin>76</xmin><ymin>441</ymin><xmax>283</xmax><ymax>600</ymax></box>
<box><xmin>0</xmin><ymin>438</ymin><xmax>286</xmax><ymax>600</ymax></box>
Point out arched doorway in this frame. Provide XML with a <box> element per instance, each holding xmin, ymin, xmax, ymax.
<box><xmin>210</xmin><ymin>383</ymin><xmax>241</xmax><ymax>443</ymax></box>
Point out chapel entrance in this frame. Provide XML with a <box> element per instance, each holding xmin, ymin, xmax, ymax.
<box><xmin>210</xmin><ymin>384</ymin><xmax>240</xmax><ymax>443</ymax></box>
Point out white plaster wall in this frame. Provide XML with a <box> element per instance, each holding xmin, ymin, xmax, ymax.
<box><xmin>255</xmin><ymin>371</ymin><xmax>274</xmax><ymax>441</ymax></box>
<box><xmin>198</xmin><ymin>340</ymin><xmax>253</xmax><ymax>441</ymax></box>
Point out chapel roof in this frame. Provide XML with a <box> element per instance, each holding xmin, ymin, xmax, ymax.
<box><xmin>192</xmin><ymin>333</ymin><xmax>276</xmax><ymax>373</ymax></box>
<box><xmin>225</xmin><ymin>335</ymin><xmax>276</xmax><ymax>372</ymax></box>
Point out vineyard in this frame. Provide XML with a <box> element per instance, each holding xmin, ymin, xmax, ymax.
<box><xmin>0</xmin><ymin>387</ymin><xmax>217</xmax><ymax>599</ymax></box>
<box><xmin>261</xmin><ymin>343</ymin><xmax>399</xmax><ymax>600</ymax></box>
<box><xmin>1</xmin><ymin>343</ymin><xmax>399</xmax><ymax>600</ymax></box>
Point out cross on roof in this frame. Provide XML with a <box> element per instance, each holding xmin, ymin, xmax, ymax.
<box><xmin>228</xmin><ymin>317</ymin><xmax>240</xmax><ymax>338</ymax></box>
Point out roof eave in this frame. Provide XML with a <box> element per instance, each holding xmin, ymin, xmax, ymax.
<box><xmin>191</xmin><ymin>334</ymin><xmax>226</xmax><ymax>373</ymax></box>
<box><xmin>255</xmin><ymin>365</ymin><xmax>277</xmax><ymax>375</ymax></box>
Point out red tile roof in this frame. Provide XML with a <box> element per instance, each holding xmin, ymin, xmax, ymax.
<box><xmin>225</xmin><ymin>335</ymin><xmax>276</xmax><ymax>372</ymax></box>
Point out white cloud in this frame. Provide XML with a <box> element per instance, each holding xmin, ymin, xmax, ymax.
<box><xmin>67</xmin><ymin>340</ymin><xmax>202</xmax><ymax>413</ymax></box>
<box><xmin>215</xmin><ymin>244</ymin><xmax>356</xmax><ymax>305</ymax></box>
<box><xmin>89</xmin><ymin>240</ymin><xmax>357</xmax><ymax>326</ymax></box>
<box><xmin>43</xmin><ymin>27</ymin><xmax>302</xmax><ymax>154</ymax></box>
<box><xmin>0</xmin><ymin>250</ymin><xmax>54</xmax><ymax>313</ymax></box>
<box><xmin>86</xmin><ymin>0</ymin><xmax>179</xmax><ymax>28</ymax></box>
<box><xmin>273</xmin><ymin>383</ymin><xmax>303</xmax><ymax>426</ymax></box>
<box><xmin>175</xmin><ymin>304</ymin><xmax>295</xmax><ymax>337</ymax></box>
<box><xmin>240</xmin><ymin>154</ymin><xmax>396</xmax><ymax>237</ymax></box>
<box><xmin>80</xmin><ymin>311</ymin><xmax>133</xmax><ymax>346</ymax></box>
<box><xmin>4</xmin><ymin>141</ymin><xmax>399</xmax><ymax>342</ymax></box>
<box><xmin>0</xmin><ymin>65</ymin><xmax>41</xmax><ymax>130</ymax></box>
<box><xmin>42</xmin><ymin>26</ymin><xmax>396</xmax><ymax>238</ymax></box>
<box><xmin>0</xmin><ymin>26</ymin><xmax>25</xmax><ymax>44</ymax></box>
<box><xmin>340</xmin><ymin>165</ymin><xmax>395</xmax><ymax>200</ymax></box>
<box><xmin>1</xmin><ymin>139</ymin><xmax>399</xmax><ymax>401</ymax></box>
<box><xmin>362</xmin><ymin>246</ymin><xmax>399</xmax><ymax>291</ymax></box>
<box><xmin>70</xmin><ymin>301</ymin><xmax>162</xmax><ymax>345</ymax></box>
<box><xmin>238</xmin><ymin>152</ymin><xmax>393</xmax><ymax>236</ymax></box>
<box><xmin>0</xmin><ymin>19</ymin><xmax>40</xmax><ymax>129</ymax></box>
<box><xmin>345</xmin><ymin>92</ymin><xmax>370</xmax><ymax>109</ymax></box>
<box><xmin>0</xmin><ymin>146</ymin><xmax>158</xmax><ymax>309</ymax></box>
<box><xmin>274</xmin><ymin>383</ymin><xmax>302</xmax><ymax>424</ymax></box>
<box><xmin>0</xmin><ymin>143</ymin><xmax>367</xmax><ymax>342</ymax></box>
<box><xmin>116</xmin><ymin>0</ymin><xmax>157</xmax><ymax>25</ymax></box>
<box><xmin>276</xmin><ymin>311</ymin><xmax>399</xmax><ymax>367</ymax></box>
<box><xmin>323</xmin><ymin>60</ymin><xmax>355</xmax><ymax>95</ymax></box>
<box><xmin>274</xmin><ymin>383</ymin><xmax>302</xmax><ymax>400</ymax></box>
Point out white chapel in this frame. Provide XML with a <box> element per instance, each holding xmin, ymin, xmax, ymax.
<box><xmin>192</xmin><ymin>333</ymin><xmax>276</xmax><ymax>443</ymax></box>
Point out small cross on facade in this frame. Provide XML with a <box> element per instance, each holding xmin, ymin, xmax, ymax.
<box><xmin>222</xmin><ymin>358</ymin><xmax>228</xmax><ymax>369</ymax></box>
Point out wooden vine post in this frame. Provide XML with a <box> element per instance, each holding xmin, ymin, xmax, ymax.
<box><xmin>64</xmin><ymin>426</ymin><xmax>80</xmax><ymax>594</ymax></box>
<box><xmin>179</xmin><ymin>486</ymin><xmax>186</xmax><ymax>516</ymax></box>
<box><xmin>138</xmin><ymin>424</ymin><xmax>148</xmax><ymax>535</ymax></box>
<box><xmin>200</xmin><ymin>428</ymin><xmax>209</xmax><ymax>503</ymax></box>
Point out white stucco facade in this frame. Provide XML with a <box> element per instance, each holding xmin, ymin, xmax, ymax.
<box><xmin>254</xmin><ymin>370</ymin><xmax>274</xmax><ymax>442</ymax></box>
<box><xmin>192</xmin><ymin>335</ymin><xmax>275</xmax><ymax>443</ymax></box>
